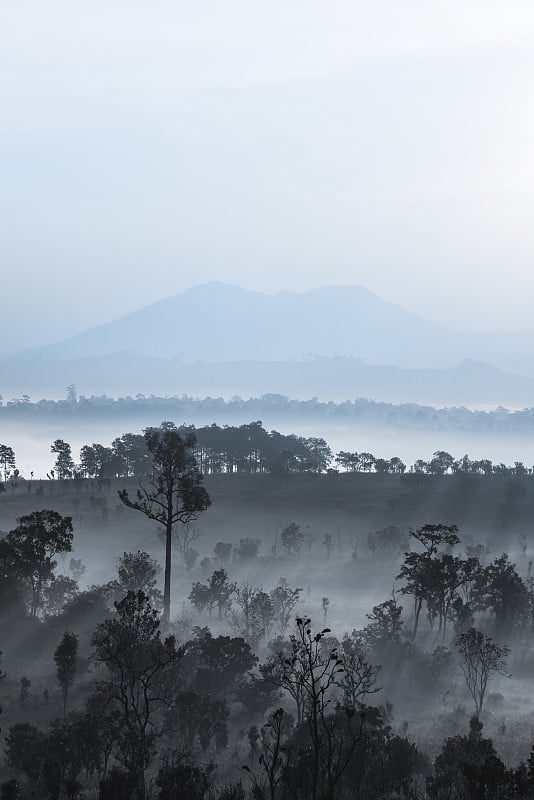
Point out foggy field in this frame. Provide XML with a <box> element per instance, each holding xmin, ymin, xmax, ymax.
<box><xmin>3</xmin><ymin>470</ymin><xmax>534</xmax><ymax>581</ymax></box>
<box><xmin>4</xmin><ymin>464</ymin><xmax>534</xmax><ymax>796</ymax></box>
<box><xmin>4</xmin><ymin>415</ymin><xmax>534</xmax><ymax>796</ymax></box>
<box><xmin>0</xmin><ymin>475</ymin><xmax>389</xmax><ymax>635</ymax></box>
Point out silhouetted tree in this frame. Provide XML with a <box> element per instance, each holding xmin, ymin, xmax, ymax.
<box><xmin>361</xmin><ymin>596</ymin><xmax>404</xmax><ymax>659</ymax></box>
<box><xmin>337</xmin><ymin>634</ymin><xmax>380</xmax><ymax>708</ymax></box>
<box><xmin>41</xmin><ymin>574</ymin><xmax>79</xmax><ymax>617</ymax></box>
<box><xmin>3</xmin><ymin>510</ymin><xmax>73</xmax><ymax>617</ymax></box>
<box><xmin>475</xmin><ymin>553</ymin><xmax>530</xmax><ymax>629</ymax></box>
<box><xmin>231</xmin><ymin>585</ymin><xmax>274</xmax><ymax>646</ymax></box>
<box><xmin>429</xmin><ymin>450</ymin><xmax>455</xmax><ymax>475</ymax></box>
<box><xmin>270</xmin><ymin>581</ymin><xmax>302</xmax><ymax>636</ymax></box>
<box><xmin>51</xmin><ymin>439</ymin><xmax>75</xmax><ymax>480</ymax></box>
<box><xmin>91</xmin><ymin>591</ymin><xmax>183</xmax><ymax>799</ymax></box>
<box><xmin>111</xmin><ymin>433</ymin><xmax>149</xmax><ymax>477</ymax></box>
<box><xmin>166</xmin><ymin>690</ymin><xmax>229</xmax><ymax>753</ymax></box>
<box><xmin>302</xmin><ymin>437</ymin><xmax>332</xmax><ymax>474</ymax></box>
<box><xmin>54</xmin><ymin>631</ymin><xmax>78</xmax><ymax>716</ymax></box>
<box><xmin>171</xmin><ymin>522</ymin><xmax>203</xmax><ymax>568</ymax></box>
<box><xmin>335</xmin><ymin>451</ymin><xmax>361</xmax><ymax>472</ymax></box>
<box><xmin>234</xmin><ymin>537</ymin><xmax>261</xmax><ymax>561</ymax></box>
<box><xmin>281</xmin><ymin>523</ymin><xmax>305</xmax><ymax>556</ymax></box>
<box><xmin>397</xmin><ymin>523</ymin><xmax>461</xmax><ymax>638</ymax></box>
<box><xmin>213</xmin><ymin>541</ymin><xmax>232</xmax><ymax>564</ymax></box>
<box><xmin>113</xmin><ymin>550</ymin><xmax>163</xmax><ymax>609</ymax></box>
<box><xmin>252</xmin><ymin>708</ymin><xmax>293</xmax><ymax>800</ymax></box>
<box><xmin>83</xmin><ymin>686</ymin><xmax>124</xmax><ymax>780</ymax></box>
<box><xmin>189</xmin><ymin>569</ymin><xmax>235</xmax><ymax>619</ymax></box>
<box><xmin>428</xmin><ymin>716</ymin><xmax>514</xmax><ymax>800</ymax></box>
<box><xmin>5</xmin><ymin>722</ymin><xmax>46</xmax><ymax>786</ymax></box>
<box><xmin>369</xmin><ymin>526</ymin><xmax>407</xmax><ymax>558</ymax></box>
<box><xmin>456</xmin><ymin>628</ymin><xmax>510</xmax><ymax>716</ymax></box>
<box><xmin>0</xmin><ymin>445</ymin><xmax>15</xmax><ymax>483</ymax></box>
<box><xmin>118</xmin><ymin>423</ymin><xmax>211</xmax><ymax>623</ymax></box>
<box><xmin>184</xmin><ymin>629</ymin><xmax>257</xmax><ymax>698</ymax></box>
<box><xmin>45</xmin><ymin>716</ymin><xmax>85</xmax><ymax>799</ymax></box>
<box><xmin>279</xmin><ymin>618</ymin><xmax>360</xmax><ymax>800</ymax></box>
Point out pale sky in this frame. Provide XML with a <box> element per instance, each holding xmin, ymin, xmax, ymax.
<box><xmin>2</xmin><ymin>1</ymin><xmax>534</xmax><ymax>349</ymax></box>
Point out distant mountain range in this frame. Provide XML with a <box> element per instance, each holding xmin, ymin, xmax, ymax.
<box><xmin>1</xmin><ymin>354</ymin><xmax>534</xmax><ymax>408</ymax></box>
<box><xmin>6</xmin><ymin>282</ymin><xmax>490</xmax><ymax>365</ymax></box>
<box><xmin>2</xmin><ymin>282</ymin><xmax>534</xmax><ymax>406</ymax></box>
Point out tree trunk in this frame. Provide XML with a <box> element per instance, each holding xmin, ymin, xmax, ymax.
<box><xmin>413</xmin><ymin>596</ymin><xmax>423</xmax><ymax>640</ymax></box>
<box><xmin>163</xmin><ymin>519</ymin><xmax>172</xmax><ymax>623</ymax></box>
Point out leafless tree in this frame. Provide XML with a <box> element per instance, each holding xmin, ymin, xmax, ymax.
<box><xmin>336</xmin><ymin>635</ymin><xmax>380</xmax><ymax>708</ymax></box>
<box><xmin>243</xmin><ymin>707</ymin><xmax>293</xmax><ymax>800</ymax></box>
<box><xmin>172</xmin><ymin>521</ymin><xmax>204</xmax><ymax>567</ymax></box>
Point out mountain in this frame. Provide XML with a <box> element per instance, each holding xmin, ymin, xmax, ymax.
<box><xmin>4</xmin><ymin>283</ymin><xmax>534</xmax><ymax>406</ymax></box>
<box><xmin>18</xmin><ymin>282</ymin><xmax>465</xmax><ymax>367</ymax></box>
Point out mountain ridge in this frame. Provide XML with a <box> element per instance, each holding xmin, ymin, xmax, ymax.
<box><xmin>1</xmin><ymin>353</ymin><xmax>533</xmax><ymax>408</ymax></box>
<box><xmin>4</xmin><ymin>283</ymin><xmax>534</xmax><ymax>404</ymax></box>
<box><xmin>14</xmin><ymin>281</ymin><xmax>462</xmax><ymax>366</ymax></box>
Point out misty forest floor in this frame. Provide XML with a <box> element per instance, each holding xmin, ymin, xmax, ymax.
<box><xmin>2</xmin><ymin>472</ymin><xmax>534</xmax><ymax>775</ymax></box>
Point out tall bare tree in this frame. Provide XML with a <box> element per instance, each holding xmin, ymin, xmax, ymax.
<box><xmin>118</xmin><ymin>423</ymin><xmax>211</xmax><ymax>623</ymax></box>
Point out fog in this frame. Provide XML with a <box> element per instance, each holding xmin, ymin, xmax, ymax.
<box><xmin>3</xmin><ymin>2</ymin><xmax>534</xmax><ymax>796</ymax></box>
<box><xmin>4</xmin><ymin>415</ymin><xmax>534</xmax><ymax>480</ymax></box>
<box><xmin>3</xmin><ymin>450</ymin><xmax>534</xmax><ymax>797</ymax></box>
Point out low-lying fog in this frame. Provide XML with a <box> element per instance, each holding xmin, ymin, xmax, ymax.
<box><xmin>3</xmin><ymin>415</ymin><xmax>534</xmax><ymax>478</ymax></box>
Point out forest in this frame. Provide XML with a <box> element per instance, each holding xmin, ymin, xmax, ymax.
<box><xmin>1</xmin><ymin>421</ymin><xmax>534</xmax><ymax>798</ymax></box>
<box><xmin>2</xmin><ymin>419</ymin><xmax>534</xmax><ymax>486</ymax></box>
<box><xmin>3</xmin><ymin>392</ymin><xmax>534</xmax><ymax>433</ymax></box>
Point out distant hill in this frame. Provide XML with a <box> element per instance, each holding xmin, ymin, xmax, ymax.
<box><xmin>1</xmin><ymin>353</ymin><xmax>533</xmax><ymax>408</ymax></box>
<box><xmin>16</xmin><ymin>282</ymin><xmax>466</xmax><ymax>366</ymax></box>
<box><xmin>4</xmin><ymin>283</ymin><xmax>534</xmax><ymax>406</ymax></box>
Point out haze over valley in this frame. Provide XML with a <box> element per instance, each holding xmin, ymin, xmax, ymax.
<box><xmin>4</xmin><ymin>3</ymin><xmax>534</xmax><ymax>799</ymax></box>
<box><xmin>4</xmin><ymin>282</ymin><xmax>534</xmax><ymax>407</ymax></box>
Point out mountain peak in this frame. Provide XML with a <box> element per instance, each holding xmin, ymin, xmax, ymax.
<box><xmin>21</xmin><ymin>281</ymin><xmax>458</xmax><ymax>366</ymax></box>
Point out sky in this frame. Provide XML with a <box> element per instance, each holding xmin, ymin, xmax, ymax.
<box><xmin>2</xmin><ymin>1</ymin><xmax>534</xmax><ymax>350</ymax></box>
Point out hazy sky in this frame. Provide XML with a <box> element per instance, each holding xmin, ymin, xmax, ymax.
<box><xmin>2</xmin><ymin>1</ymin><xmax>534</xmax><ymax>349</ymax></box>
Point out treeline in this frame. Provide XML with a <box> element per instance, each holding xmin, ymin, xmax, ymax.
<box><xmin>3</xmin><ymin>389</ymin><xmax>534</xmax><ymax>433</ymax></box>
<box><xmin>3</xmin><ymin>423</ymin><xmax>534</xmax><ymax>486</ymax></box>
<box><xmin>1</xmin><ymin>424</ymin><xmax>333</xmax><ymax>483</ymax></box>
